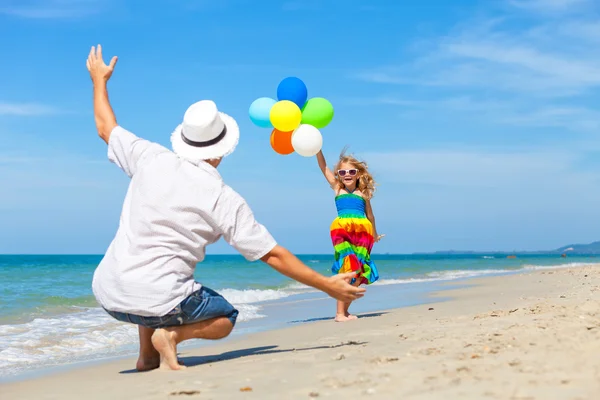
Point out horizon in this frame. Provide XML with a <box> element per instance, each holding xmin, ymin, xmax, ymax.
<box><xmin>3</xmin><ymin>0</ymin><xmax>600</xmax><ymax>254</ymax></box>
<box><xmin>3</xmin><ymin>243</ymin><xmax>598</xmax><ymax>257</ymax></box>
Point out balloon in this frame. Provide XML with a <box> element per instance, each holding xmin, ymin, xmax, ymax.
<box><xmin>291</xmin><ymin>124</ymin><xmax>323</xmax><ymax>157</ymax></box>
<box><xmin>249</xmin><ymin>97</ymin><xmax>276</xmax><ymax>128</ymax></box>
<box><xmin>277</xmin><ymin>77</ymin><xmax>308</xmax><ymax>108</ymax></box>
<box><xmin>270</xmin><ymin>129</ymin><xmax>294</xmax><ymax>155</ymax></box>
<box><xmin>301</xmin><ymin>97</ymin><xmax>334</xmax><ymax>129</ymax></box>
<box><xmin>270</xmin><ymin>100</ymin><xmax>302</xmax><ymax>132</ymax></box>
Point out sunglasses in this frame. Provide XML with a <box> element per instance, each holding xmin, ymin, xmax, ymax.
<box><xmin>337</xmin><ymin>169</ymin><xmax>357</xmax><ymax>177</ymax></box>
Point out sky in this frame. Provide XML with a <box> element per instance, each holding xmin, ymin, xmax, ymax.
<box><xmin>2</xmin><ymin>0</ymin><xmax>600</xmax><ymax>254</ymax></box>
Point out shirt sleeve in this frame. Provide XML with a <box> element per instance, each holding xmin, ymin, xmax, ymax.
<box><xmin>213</xmin><ymin>185</ymin><xmax>278</xmax><ymax>262</ymax></box>
<box><xmin>107</xmin><ymin>126</ymin><xmax>168</xmax><ymax>177</ymax></box>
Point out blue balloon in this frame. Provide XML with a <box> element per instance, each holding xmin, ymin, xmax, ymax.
<box><xmin>249</xmin><ymin>97</ymin><xmax>277</xmax><ymax>128</ymax></box>
<box><xmin>277</xmin><ymin>77</ymin><xmax>308</xmax><ymax>109</ymax></box>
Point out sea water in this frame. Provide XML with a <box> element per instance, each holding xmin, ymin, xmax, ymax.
<box><xmin>0</xmin><ymin>253</ymin><xmax>596</xmax><ymax>379</ymax></box>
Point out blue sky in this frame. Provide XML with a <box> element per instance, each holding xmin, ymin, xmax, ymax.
<box><xmin>2</xmin><ymin>0</ymin><xmax>600</xmax><ymax>254</ymax></box>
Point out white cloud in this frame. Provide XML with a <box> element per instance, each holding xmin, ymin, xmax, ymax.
<box><xmin>356</xmin><ymin>19</ymin><xmax>600</xmax><ymax>96</ymax></box>
<box><xmin>0</xmin><ymin>0</ymin><xmax>105</xmax><ymax>19</ymax></box>
<box><xmin>362</xmin><ymin>95</ymin><xmax>600</xmax><ymax>132</ymax></box>
<box><xmin>509</xmin><ymin>0</ymin><xmax>591</xmax><ymax>12</ymax></box>
<box><xmin>362</xmin><ymin>147</ymin><xmax>597</xmax><ymax>189</ymax></box>
<box><xmin>0</xmin><ymin>102</ymin><xmax>60</xmax><ymax>116</ymax></box>
<box><xmin>0</xmin><ymin>156</ymin><xmax>45</xmax><ymax>164</ymax></box>
<box><xmin>353</xmin><ymin>0</ymin><xmax>600</xmax><ymax>133</ymax></box>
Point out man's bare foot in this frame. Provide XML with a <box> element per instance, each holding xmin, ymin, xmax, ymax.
<box><xmin>136</xmin><ymin>354</ymin><xmax>185</xmax><ymax>371</ymax></box>
<box><xmin>136</xmin><ymin>355</ymin><xmax>160</xmax><ymax>372</ymax></box>
<box><xmin>151</xmin><ymin>329</ymin><xmax>186</xmax><ymax>371</ymax></box>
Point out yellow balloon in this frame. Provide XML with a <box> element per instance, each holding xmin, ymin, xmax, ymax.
<box><xmin>269</xmin><ymin>100</ymin><xmax>302</xmax><ymax>132</ymax></box>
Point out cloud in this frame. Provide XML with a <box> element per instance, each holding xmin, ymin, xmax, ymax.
<box><xmin>0</xmin><ymin>156</ymin><xmax>46</xmax><ymax>164</ymax></box>
<box><xmin>508</xmin><ymin>0</ymin><xmax>591</xmax><ymax>13</ymax></box>
<box><xmin>356</xmin><ymin>20</ymin><xmax>600</xmax><ymax>96</ymax></box>
<box><xmin>0</xmin><ymin>152</ymin><xmax>104</xmax><ymax>165</ymax></box>
<box><xmin>363</xmin><ymin>147</ymin><xmax>597</xmax><ymax>189</ymax></box>
<box><xmin>0</xmin><ymin>102</ymin><xmax>61</xmax><ymax>116</ymax></box>
<box><xmin>362</xmin><ymin>95</ymin><xmax>600</xmax><ymax>132</ymax></box>
<box><xmin>0</xmin><ymin>151</ymin><xmax>114</xmax><ymax>191</ymax></box>
<box><xmin>0</xmin><ymin>0</ymin><xmax>105</xmax><ymax>19</ymax></box>
<box><xmin>359</xmin><ymin>145</ymin><xmax>600</xmax><ymax>253</ymax></box>
<box><xmin>352</xmin><ymin>0</ymin><xmax>600</xmax><ymax>133</ymax></box>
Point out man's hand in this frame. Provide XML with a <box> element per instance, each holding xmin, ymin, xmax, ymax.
<box><xmin>87</xmin><ymin>44</ymin><xmax>118</xmax><ymax>143</ymax></box>
<box><xmin>323</xmin><ymin>272</ymin><xmax>366</xmax><ymax>303</ymax></box>
<box><xmin>86</xmin><ymin>44</ymin><xmax>118</xmax><ymax>84</ymax></box>
<box><xmin>261</xmin><ymin>245</ymin><xmax>367</xmax><ymax>303</ymax></box>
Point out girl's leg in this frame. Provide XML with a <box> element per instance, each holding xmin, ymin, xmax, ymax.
<box><xmin>335</xmin><ymin>299</ymin><xmax>352</xmax><ymax>322</ymax></box>
<box><xmin>344</xmin><ymin>279</ymin><xmax>362</xmax><ymax>320</ymax></box>
<box><xmin>335</xmin><ymin>279</ymin><xmax>361</xmax><ymax>322</ymax></box>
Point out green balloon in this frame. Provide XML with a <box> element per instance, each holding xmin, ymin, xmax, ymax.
<box><xmin>301</xmin><ymin>97</ymin><xmax>334</xmax><ymax>129</ymax></box>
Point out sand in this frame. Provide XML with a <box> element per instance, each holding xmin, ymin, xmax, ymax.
<box><xmin>2</xmin><ymin>265</ymin><xmax>600</xmax><ymax>399</ymax></box>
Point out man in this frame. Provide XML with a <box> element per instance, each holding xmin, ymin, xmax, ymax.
<box><xmin>86</xmin><ymin>45</ymin><xmax>365</xmax><ymax>371</ymax></box>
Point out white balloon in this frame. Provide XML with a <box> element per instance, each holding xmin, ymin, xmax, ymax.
<box><xmin>291</xmin><ymin>124</ymin><xmax>323</xmax><ymax>157</ymax></box>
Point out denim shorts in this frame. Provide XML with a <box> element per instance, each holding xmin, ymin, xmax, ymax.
<box><xmin>105</xmin><ymin>286</ymin><xmax>239</xmax><ymax>329</ymax></box>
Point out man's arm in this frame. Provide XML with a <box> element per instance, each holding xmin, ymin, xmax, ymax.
<box><xmin>86</xmin><ymin>45</ymin><xmax>118</xmax><ymax>144</ymax></box>
<box><xmin>260</xmin><ymin>245</ymin><xmax>365</xmax><ymax>303</ymax></box>
<box><xmin>214</xmin><ymin>187</ymin><xmax>366</xmax><ymax>303</ymax></box>
<box><xmin>93</xmin><ymin>81</ymin><xmax>117</xmax><ymax>144</ymax></box>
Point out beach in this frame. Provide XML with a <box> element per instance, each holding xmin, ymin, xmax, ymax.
<box><xmin>2</xmin><ymin>264</ymin><xmax>599</xmax><ymax>399</ymax></box>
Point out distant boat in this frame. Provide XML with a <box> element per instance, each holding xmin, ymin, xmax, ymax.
<box><xmin>507</xmin><ymin>255</ymin><xmax>517</xmax><ymax>259</ymax></box>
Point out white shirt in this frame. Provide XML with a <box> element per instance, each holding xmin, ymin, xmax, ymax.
<box><xmin>92</xmin><ymin>126</ymin><xmax>277</xmax><ymax>317</ymax></box>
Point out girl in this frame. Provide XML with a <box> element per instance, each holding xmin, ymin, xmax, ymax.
<box><xmin>316</xmin><ymin>148</ymin><xmax>382</xmax><ymax>322</ymax></box>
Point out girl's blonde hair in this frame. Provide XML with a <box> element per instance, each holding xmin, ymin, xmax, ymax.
<box><xmin>333</xmin><ymin>147</ymin><xmax>377</xmax><ymax>199</ymax></box>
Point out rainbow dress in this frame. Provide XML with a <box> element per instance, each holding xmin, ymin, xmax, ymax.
<box><xmin>330</xmin><ymin>192</ymin><xmax>379</xmax><ymax>285</ymax></box>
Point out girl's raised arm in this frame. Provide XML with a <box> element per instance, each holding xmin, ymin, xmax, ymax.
<box><xmin>316</xmin><ymin>150</ymin><xmax>337</xmax><ymax>187</ymax></box>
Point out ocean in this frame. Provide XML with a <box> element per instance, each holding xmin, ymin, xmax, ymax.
<box><xmin>0</xmin><ymin>253</ymin><xmax>596</xmax><ymax>380</ymax></box>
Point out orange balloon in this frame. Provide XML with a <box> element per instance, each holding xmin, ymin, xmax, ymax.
<box><xmin>270</xmin><ymin>129</ymin><xmax>294</xmax><ymax>155</ymax></box>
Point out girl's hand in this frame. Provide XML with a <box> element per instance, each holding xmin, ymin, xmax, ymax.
<box><xmin>375</xmin><ymin>234</ymin><xmax>385</xmax><ymax>242</ymax></box>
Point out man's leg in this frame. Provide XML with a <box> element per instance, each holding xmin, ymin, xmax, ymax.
<box><xmin>151</xmin><ymin>316</ymin><xmax>234</xmax><ymax>370</ymax></box>
<box><xmin>136</xmin><ymin>325</ymin><xmax>160</xmax><ymax>371</ymax></box>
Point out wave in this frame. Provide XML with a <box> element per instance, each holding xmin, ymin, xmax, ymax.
<box><xmin>0</xmin><ymin>286</ymin><xmax>298</xmax><ymax>377</ymax></box>
<box><xmin>219</xmin><ymin>288</ymin><xmax>291</xmax><ymax>305</ymax></box>
<box><xmin>523</xmin><ymin>262</ymin><xmax>597</xmax><ymax>271</ymax></box>
<box><xmin>374</xmin><ymin>261</ymin><xmax>595</xmax><ymax>287</ymax></box>
<box><xmin>0</xmin><ymin>308</ymin><xmax>137</xmax><ymax>376</ymax></box>
<box><xmin>374</xmin><ymin>268</ymin><xmax>513</xmax><ymax>286</ymax></box>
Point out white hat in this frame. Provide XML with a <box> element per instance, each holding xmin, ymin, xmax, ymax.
<box><xmin>170</xmin><ymin>100</ymin><xmax>239</xmax><ymax>161</ymax></box>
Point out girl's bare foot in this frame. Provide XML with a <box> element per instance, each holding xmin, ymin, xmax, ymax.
<box><xmin>346</xmin><ymin>314</ymin><xmax>358</xmax><ymax>320</ymax></box>
<box><xmin>151</xmin><ymin>329</ymin><xmax>186</xmax><ymax>371</ymax></box>
<box><xmin>335</xmin><ymin>314</ymin><xmax>352</xmax><ymax>322</ymax></box>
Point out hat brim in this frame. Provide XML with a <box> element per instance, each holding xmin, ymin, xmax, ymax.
<box><xmin>170</xmin><ymin>112</ymin><xmax>239</xmax><ymax>161</ymax></box>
